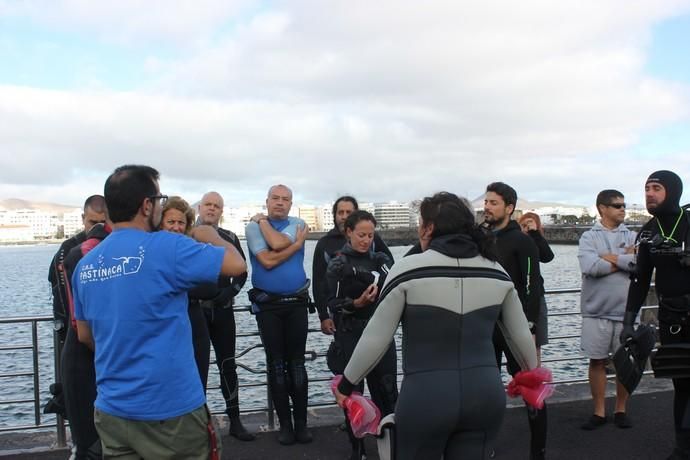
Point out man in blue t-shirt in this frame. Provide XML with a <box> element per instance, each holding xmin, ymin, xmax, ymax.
<box><xmin>245</xmin><ymin>184</ymin><xmax>312</xmax><ymax>446</ymax></box>
<box><xmin>72</xmin><ymin>165</ymin><xmax>246</xmax><ymax>460</ymax></box>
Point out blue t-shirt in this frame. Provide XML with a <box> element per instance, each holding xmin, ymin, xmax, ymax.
<box><xmin>246</xmin><ymin>216</ymin><xmax>307</xmax><ymax>294</ymax></box>
<box><xmin>73</xmin><ymin>228</ymin><xmax>225</xmax><ymax>420</ymax></box>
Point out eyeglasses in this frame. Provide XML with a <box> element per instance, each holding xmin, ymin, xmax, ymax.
<box><xmin>606</xmin><ymin>203</ymin><xmax>626</xmax><ymax>209</ymax></box>
<box><xmin>149</xmin><ymin>194</ymin><xmax>169</xmax><ymax>206</ymax></box>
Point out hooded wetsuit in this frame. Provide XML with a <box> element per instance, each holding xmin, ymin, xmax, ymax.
<box><xmin>338</xmin><ymin>234</ymin><xmax>537</xmax><ymax>460</ymax></box>
<box><xmin>625</xmin><ymin>170</ymin><xmax>690</xmax><ymax>456</ymax></box>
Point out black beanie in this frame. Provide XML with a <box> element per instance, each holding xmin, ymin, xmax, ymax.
<box><xmin>646</xmin><ymin>170</ymin><xmax>683</xmax><ymax>216</ymax></box>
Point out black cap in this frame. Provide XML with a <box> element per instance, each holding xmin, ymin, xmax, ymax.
<box><xmin>646</xmin><ymin>170</ymin><xmax>683</xmax><ymax>216</ymax></box>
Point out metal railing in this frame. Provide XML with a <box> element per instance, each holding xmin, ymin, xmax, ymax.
<box><xmin>0</xmin><ymin>315</ymin><xmax>66</xmax><ymax>445</ymax></box>
<box><xmin>0</xmin><ymin>286</ymin><xmax>658</xmax><ymax>443</ymax></box>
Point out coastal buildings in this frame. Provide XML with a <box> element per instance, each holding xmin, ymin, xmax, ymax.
<box><xmin>0</xmin><ymin>209</ymin><xmax>61</xmax><ymax>241</ymax></box>
<box><xmin>0</xmin><ymin>198</ymin><xmax>651</xmax><ymax>243</ymax></box>
<box><xmin>373</xmin><ymin>201</ymin><xmax>415</xmax><ymax>229</ymax></box>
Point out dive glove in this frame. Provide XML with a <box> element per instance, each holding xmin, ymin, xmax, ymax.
<box><xmin>619</xmin><ymin>311</ymin><xmax>637</xmax><ymax>344</ymax></box>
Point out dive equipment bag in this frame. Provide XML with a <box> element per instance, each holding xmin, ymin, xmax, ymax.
<box><xmin>613</xmin><ymin>324</ymin><xmax>656</xmax><ymax>394</ymax></box>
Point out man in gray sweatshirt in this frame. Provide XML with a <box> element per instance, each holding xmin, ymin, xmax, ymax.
<box><xmin>578</xmin><ymin>189</ymin><xmax>637</xmax><ymax>430</ymax></box>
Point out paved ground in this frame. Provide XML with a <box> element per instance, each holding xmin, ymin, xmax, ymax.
<box><xmin>0</xmin><ymin>380</ymin><xmax>678</xmax><ymax>459</ymax></box>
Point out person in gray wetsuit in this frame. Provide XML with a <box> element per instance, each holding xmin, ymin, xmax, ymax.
<box><xmin>334</xmin><ymin>192</ymin><xmax>537</xmax><ymax>460</ymax></box>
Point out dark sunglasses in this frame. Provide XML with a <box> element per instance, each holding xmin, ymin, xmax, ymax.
<box><xmin>149</xmin><ymin>194</ymin><xmax>169</xmax><ymax>206</ymax></box>
<box><xmin>606</xmin><ymin>203</ymin><xmax>626</xmax><ymax>209</ymax></box>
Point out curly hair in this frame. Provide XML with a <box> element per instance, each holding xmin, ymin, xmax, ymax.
<box><xmin>161</xmin><ymin>196</ymin><xmax>195</xmax><ymax>235</ymax></box>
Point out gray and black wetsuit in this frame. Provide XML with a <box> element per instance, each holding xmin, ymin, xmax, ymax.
<box><xmin>338</xmin><ymin>234</ymin><xmax>537</xmax><ymax>460</ymax></box>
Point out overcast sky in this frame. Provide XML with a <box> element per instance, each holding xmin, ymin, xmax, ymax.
<box><xmin>1</xmin><ymin>0</ymin><xmax>690</xmax><ymax>208</ymax></box>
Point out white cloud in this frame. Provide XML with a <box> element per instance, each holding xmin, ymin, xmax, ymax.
<box><xmin>1</xmin><ymin>0</ymin><xmax>690</xmax><ymax>207</ymax></box>
<box><xmin>0</xmin><ymin>0</ymin><xmax>258</xmax><ymax>46</ymax></box>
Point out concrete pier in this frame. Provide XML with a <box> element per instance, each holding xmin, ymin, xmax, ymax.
<box><xmin>0</xmin><ymin>378</ymin><xmax>675</xmax><ymax>459</ymax></box>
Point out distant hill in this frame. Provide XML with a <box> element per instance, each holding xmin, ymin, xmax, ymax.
<box><xmin>0</xmin><ymin>198</ymin><xmax>79</xmax><ymax>213</ymax></box>
<box><xmin>470</xmin><ymin>195</ymin><xmax>587</xmax><ymax>210</ymax></box>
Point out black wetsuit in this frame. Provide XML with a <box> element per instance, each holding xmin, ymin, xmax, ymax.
<box><xmin>492</xmin><ymin>220</ymin><xmax>547</xmax><ymax>460</ymax></box>
<box><xmin>49</xmin><ymin>231</ymin><xmax>86</xmax><ymax>345</ymax></box>
<box><xmin>312</xmin><ymin>228</ymin><xmax>392</xmax><ymax>321</ymax></box>
<box><xmin>326</xmin><ymin>244</ymin><xmax>398</xmax><ymax>455</ymax></box>
<box><xmin>626</xmin><ymin>206</ymin><xmax>690</xmax><ymax>454</ymax></box>
<box><xmin>186</xmin><ymin>285</ymin><xmax>213</xmax><ymax>389</ymax></box>
<box><xmin>192</xmin><ymin>227</ymin><xmax>247</xmax><ymax>418</ymax></box>
<box><xmin>44</xmin><ymin>231</ymin><xmax>87</xmax><ymax>420</ymax></box>
<box><xmin>61</xmin><ymin>224</ymin><xmax>110</xmax><ymax>460</ymax></box>
<box><xmin>338</xmin><ymin>234</ymin><xmax>537</xmax><ymax>459</ymax></box>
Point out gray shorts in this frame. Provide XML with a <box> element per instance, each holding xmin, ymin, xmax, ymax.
<box><xmin>580</xmin><ymin>317</ymin><xmax>623</xmax><ymax>360</ymax></box>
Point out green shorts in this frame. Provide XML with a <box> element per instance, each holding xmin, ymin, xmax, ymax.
<box><xmin>94</xmin><ymin>404</ymin><xmax>220</xmax><ymax>459</ymax></box>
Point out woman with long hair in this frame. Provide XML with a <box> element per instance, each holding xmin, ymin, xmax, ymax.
<box><xmin>333</xmin><ymin>192</ymin><xmax>537</xmax><ymax>459</ymax></box>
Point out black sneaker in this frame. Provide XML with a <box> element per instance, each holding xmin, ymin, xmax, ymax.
<box><xmin>613</xmin><ymin>412</ymin><xmax>632</xmax><ymax>429</ymax></box>
<box><xmin>581</xmin><ymin>414</ymin><xmax>607</xmax><ymax>430</ymax></box>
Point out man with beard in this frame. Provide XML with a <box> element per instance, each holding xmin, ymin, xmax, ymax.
<box><xmin>621</xmin><ymin>171</ymin><xmax>690</xmax><ymax>459</ymax></box>
<box><xmin>194</xmin><ymin>191</ymin><xmax>254</xmax><ymax>441</ymax></box>
<box><xmin>72</xmin><ymin>165</ymin><xmax>246</xmax><ymax>459</ymax></box>
<box><xmin>484</xmin><ymin>181</ymin><xmax>546</xmax><ymax>460</ymax></box>
<box><xmin>312</xmin><ymin>196</ymin><xmax>393</xmax><ymax>335</ymax></box>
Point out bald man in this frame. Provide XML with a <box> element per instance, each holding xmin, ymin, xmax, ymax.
<box><xmin>245</xmin><ymin>184</ymin><xmax>312</xmax><ymax>445</ymax></box>
<box><xmin>194</xmin><ymin>191</ymin><xmax>253</xmax><ymax>441</ymax></box>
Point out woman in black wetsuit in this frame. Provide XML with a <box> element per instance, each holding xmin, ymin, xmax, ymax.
<box><xmin>326</xmin><ymin>210</ymin><xmax>399</xmax><ymax>460</ymax></box>
<box><xmin>334</xmin><ymin>192</ymin><xmax>537</xmax><ymax>460</ymax></box>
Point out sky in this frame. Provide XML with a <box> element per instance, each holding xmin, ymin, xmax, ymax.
<box><xmin>1</xmin><ymin>0</ymin><xmax>690</xmax><ymax>209</ymax></box>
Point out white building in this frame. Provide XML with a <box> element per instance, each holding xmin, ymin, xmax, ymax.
<box><xmin>62</xmin><ymin>208</ymin><xmax>84</xmax><ymax>237</ymax></box>
<box><xmin>320</xmin><ymin>205</ymin><xmax>334</xmax><ymax>232</ymax></box>
<box><xmin>0</xmin><ymin>209</ymin><xmax>60</xmax><ymax>238</ymax></box>
<box><xmin>298</xmin><ymin>206</ymin><xmax>321</xmax><ymax>231</ymax></box>
<box><xmin>373</xmin><ymin>202</ymin><xmax>411</xmax><ymax>229</ymax></box>
<box><xmin>223</xmin><ymin>205</ymin><xmax>266</xmax><ymax>237</ymax></box>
